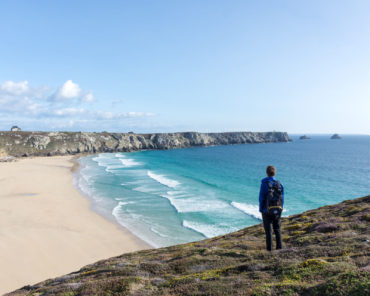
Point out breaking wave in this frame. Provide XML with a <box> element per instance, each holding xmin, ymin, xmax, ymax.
<box><xmin>231</xmin><ymin>202</ymin><xmax>261</xmax><ymax>220</ymax></box>
<box><xmin>147</xmin><ymin>171</ymin><xmax>180</xmax><ymax>188</ymax></box>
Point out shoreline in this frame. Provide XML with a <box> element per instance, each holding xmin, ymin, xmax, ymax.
<box><xmin>0</xmin><ymin>155</ymin><xmax>149</xmax><ymax>295</ymax></box>
<box><xmin>71</xmin><ymin>155</ymin><xmax>154</xmax><ymax>249</ymax></box>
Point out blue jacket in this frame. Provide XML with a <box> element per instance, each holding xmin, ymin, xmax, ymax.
<box><xmin>259</xmin><ymin>177</ymin><xmax>284</xmax><ymax>213</ymax></box>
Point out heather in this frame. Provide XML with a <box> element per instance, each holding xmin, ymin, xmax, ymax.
<box><xmin>8</xmin><ymin>195</ymin><xmax>369</xmax><ymax>296</ymax></box>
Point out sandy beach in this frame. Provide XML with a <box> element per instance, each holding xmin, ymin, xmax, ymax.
<box><xmin>0</xmin><ymin>156</ymin><xmax>148</xmax><ymax>295</ymax></box>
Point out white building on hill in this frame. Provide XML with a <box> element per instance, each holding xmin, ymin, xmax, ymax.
<box><xmin>10</xmin><ymin>126</ymin><xmax>21</xmax><ymax>132</ymax></box>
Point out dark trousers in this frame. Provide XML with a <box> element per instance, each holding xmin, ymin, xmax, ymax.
<box><xmin>262</xmin><ymin>213</ymin><xmax>282</xmax><ymax>251</ymax></box>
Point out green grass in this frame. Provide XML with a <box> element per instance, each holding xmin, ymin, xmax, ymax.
<box><xmin>7</xmin><ymin>195</ymin><xmax>370</xmax><ymax>296</ymax></box>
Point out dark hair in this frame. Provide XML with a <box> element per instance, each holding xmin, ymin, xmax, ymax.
<box><xmin>266</xmin><ymin>165</ymin><xmax>276</xmax><ymax>177</ymax></box>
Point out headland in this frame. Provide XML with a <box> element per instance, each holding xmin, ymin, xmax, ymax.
<box><xmin>0</xmin><ymin>131</ymin><xmax>291</xmax><ymax>158</ymax></box>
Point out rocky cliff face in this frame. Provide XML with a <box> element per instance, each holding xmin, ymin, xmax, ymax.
<box><xmin>0</xmin><ymin>131</ymin><xmax>291</xmax><ymax>157</ymax></box>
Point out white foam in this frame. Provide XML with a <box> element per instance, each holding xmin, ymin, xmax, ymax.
<box><xmin>166</xmin><ymin>190</ymin><xmax>188</xmax><ymax>197</ymax></box>
<box><xmin>92</xmin><ymin>157</ymin><xmax>108</xmax><ymax>167</ymax></box>
<box><xmin>74</xmin><ymin>169</ymin><xmax>108</xmax><ymax>205</ymax></box>
<box><xmin>114</xmin><ymin>198</ymin><xmax>135</xmax><ymax>203</ymax></box>
<box><xmin>74</xmin><ymin>164</ymin><xmax>95</xmax><ymax>198</ymax></box>
<box><xmin>111</xmin><ymin>208</ymin><xmax>160</xmax><ymax>248</ymax></box>
<box><xmin>231</xmin><ymin>202</ymin><xmax>262</xmax><ymax>220</ymax></box>
<box><xmin>161</xmin><ymin>194</ymin><xmax>179</xmax><ymax>211</ymax></box>
<box><xmin>80</xmin><ymin>168</ymin><xmax>92</xmax><ymax>184</ymax></box>
<box><xmin>106</xmin><ymin>164</ymin><xmax>125</xmax><ymax>170</ymax></box>
<box><xmin>92</xmin><ymin>154</ymin><xmax>142</xmax><ymax>172</ymax></box>
<box><xmin>92</xmin><ymin>155</ymin><xmax>109</xmax><ymax>162</ymax></box>
<box><xmin>119</xmin><ymin>158</ymin><xmax>142</xmax><ymax>167</ymax></box>
<box><xmin>147</xmin><ymin>171</ymin><xmax>180</xmax><ymax>188</ymax></box>
<box><xmin>150</xmin><ymin>227</ymin><xmax>169</xmax><ymax>238</ymax></box>
<box><xmin>161</xmin><ymin>192</ymin><xmax>229</xmax><ymax>214</ymax></box>
<box><xmin>92</xmin><ymin>154</ymin><xmax>122</xmax><ymax>170</ymax></box>
<box><xmin>112</xmin><ymin>201</ymin><xmax>129</xmax><ymax>216</ymax></box>
<box><xmin>182</xmin><ymin>220</ymin><xmax>226</xmax><ymax>238</ymax></box>
<box><xmin>133</xmin><ymin>186</ymin><xmax>156</xmax><ymax>193</ymax></box>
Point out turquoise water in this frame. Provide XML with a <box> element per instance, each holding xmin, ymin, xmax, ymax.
<box><xmin>76</xmin><ymin>135</ymin><xmax>370</xmax><ymax>247</ymax></box>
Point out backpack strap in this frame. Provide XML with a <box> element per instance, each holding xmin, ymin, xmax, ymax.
<box><xmin>268</xmin><ymin>180</ymin><xmax>278</xmax><ymax>188</ymax></box>
<box><xmin>275</xmin><ymin>180</ymin><xmax>281</xmax><ymax>189</ymax></box>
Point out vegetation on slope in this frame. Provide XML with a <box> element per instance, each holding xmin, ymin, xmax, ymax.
<box><xmin>8</xmin><ymin>196</ymin><xmax>370</xmax><ymax>296</ymax></box>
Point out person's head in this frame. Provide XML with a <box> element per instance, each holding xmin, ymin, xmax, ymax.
<box><xmin>266</xmin><ymin>165</ymin><xmax>276</xmax><ymax>177</ymax></box>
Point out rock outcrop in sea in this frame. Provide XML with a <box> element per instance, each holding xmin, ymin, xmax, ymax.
<box><xmin>299</xmin><ymin>135</ymin><xmax>311</xmax><ymax>140</ymax></box>
<box><xmin>331</xmin><ymin>134</ymin><xmax>341</xmax><ymax>139</ymax></box>
<box><xmin>0</xmin><ymin>131</ymin><xmax>291</xmax><ymax>157</ymax></box>
<box><xmin>7</xmin><ymin>195</ymin><xmax>370</xmax><ymax>296</ymax></box>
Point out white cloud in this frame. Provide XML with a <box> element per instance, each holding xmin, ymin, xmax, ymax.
<box><xmin>0</xmin><ymin>80</ymin><xmax>155</xmax><ymax>131</ymax></box>
<box><xmin>0</xmin><ymin>80</ymin><xmax>29</xmax><ymax>95</ymax></box>
<box><xmin>55</xmin><ymin>80</ymin><xmax>81</xmax><ymax>100</ymax></box>
<box><xmin>89</xmin><ymin>111</ymin><xmax>155</xmax><ymax>120</ymax></box>
<box><xmin>82</xmin><ymin>92</ymin><xmax>94</xmax><ymax>102</ymax></box>
<box><xmin>127</xmin><ymin>112</ymin><xmax>155</xmax><ymax>117</ymax></box>
<box><xmin>53</xmin><ymin>107</ymin><xmax>86</xmax><ymax>117</ymax></box>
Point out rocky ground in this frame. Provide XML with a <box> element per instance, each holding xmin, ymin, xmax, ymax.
<box><xmin>8</xmin><ymin>195</ymin><xmax>369</xmax><ymax>296</ymax></box>
<box><xmin>0</xmin><ymin>131</ymin><xmax>290</xmax><ymax>157</ymax></box>
<box><xmin>0</xmin><ymin>148</ymin><xmax>16</xmax><ymax>162</ymax></box>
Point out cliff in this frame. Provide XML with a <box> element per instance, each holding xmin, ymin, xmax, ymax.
<box><xmin>0</xmin><ymin>131</ymin><xmax>290</xmax><ymax>157</ymax></box>
<box><xmin>8</xmin><ymin>195</ymin><xmax>370</xmax><ymax>296</ymax></box>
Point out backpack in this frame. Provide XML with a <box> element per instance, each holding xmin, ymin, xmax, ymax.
<box><xmin>265</xmin><ymin>180</ymin><xmax>283</xmax><ymax>216</ymax></box>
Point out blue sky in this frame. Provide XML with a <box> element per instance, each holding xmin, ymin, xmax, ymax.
<box><xmin>0</xmin><ymin>0</ymin><xmax>369</xmax><ymax>134</ymax></box>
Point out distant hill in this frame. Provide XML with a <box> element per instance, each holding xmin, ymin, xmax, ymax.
<box><xmin>8</xmin><ymin>195</ymin><xmax>369</xmax><ymax>296</ymax></box>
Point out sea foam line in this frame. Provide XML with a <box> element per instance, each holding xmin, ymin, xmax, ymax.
<box><xmin>119</xmin><ymin>158</ymin><xmax>142</xmax><ymax>167</ymax></box>
<box><xmin>111</xmin><ymin>206</ymin><xmax>160</xmax><ymax>248</ymax></box>
<box><xmin>182</xmin><ymin>220</ymin><xmax>226</xmax><ymax>238</ymax></box>
<box><xmin>161</xmin><ymin>192</ymin><xmax>229</xmax><ymax>214</ymax></box>
<box><xmin>147</xmin><ymin>171</ymin><xmax>180</xmax><ymax>188</ymax></box>
<box><xmin>112</xmin><ymin>201</ymin><xmax>131</xmax><ymax>216</ymax></box>
<box><xmin>231</xmin><ymin>202</ymin><xmax>262</xmax><ymax>220</ymax></box>
<box><xmin>150</xmin><ymin>227</ymin><xmax>169</xmax><ymax>238</ymax></box>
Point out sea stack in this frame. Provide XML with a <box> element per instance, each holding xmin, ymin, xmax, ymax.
<box><xmin>331</xmin><ymin>134</ymin><xmax>341</xmax><ymax>139</ymax></box>
<box><xmin>299</xmin><ymin>135</ymin><xmax>311</xmax><ymax>140</ymax></box>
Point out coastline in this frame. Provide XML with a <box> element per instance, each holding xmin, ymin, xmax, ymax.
<box><xmin>71</xmin><ymin>154</ymin><xmax>155</xmax><ymax>248</ymax></box>
<box><xmin>0</xmin><ymin>155</ymin><xmax>149</xmax><ymax>295</ymax></box>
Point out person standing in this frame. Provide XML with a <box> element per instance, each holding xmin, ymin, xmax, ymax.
<box><xmin>259</xmin><ymin>165</ymin><xmax>284</xmax><ymax>251</ymax></box>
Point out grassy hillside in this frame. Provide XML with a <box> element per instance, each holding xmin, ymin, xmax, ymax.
<box><xmin>8</xmin><ymin>196</ymin><xmax>370</xmax><ymax>296</ymax></box>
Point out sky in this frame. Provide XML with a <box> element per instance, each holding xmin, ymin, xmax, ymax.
<box><xmin>0</xmin><ymin>0</ymin><xmax>369</xmax><ymax>134</ymax></box>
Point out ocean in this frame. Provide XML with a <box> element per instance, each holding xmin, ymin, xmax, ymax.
<box><xmin>75</xmin><ymin>135</ymin><xmax>370</xmax><ymax>248</ymax></box>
